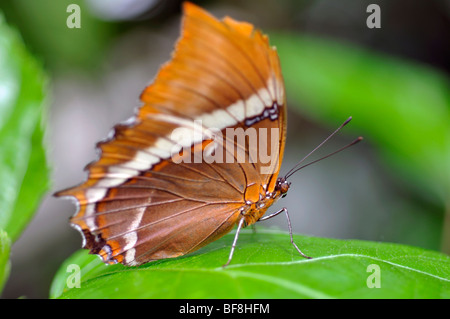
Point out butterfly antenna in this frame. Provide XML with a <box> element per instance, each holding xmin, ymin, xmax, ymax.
<box><xmin>285</xmin><ymin>136</ymin><xmax>363</xmax><ymax>179</ymax></box>
<box><xmin>284</xmin><ymin>116</ymin><xmax>354</xmax><ymax>179</ymax></box>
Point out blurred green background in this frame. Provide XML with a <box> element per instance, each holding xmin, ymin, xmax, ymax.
<box><xmin>0</xmin><ymin>0</ymin><xmax>448</xmax><ymax>298</ymax></box>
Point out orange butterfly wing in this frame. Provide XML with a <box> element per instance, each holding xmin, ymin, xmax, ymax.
<box><xmin>56</xmin><ymin>2</ymin><xmax>287</xmax><ymax>266</ymax></box>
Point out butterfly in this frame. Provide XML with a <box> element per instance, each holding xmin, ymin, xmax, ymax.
<box><xmin>55</xmin><ymin>2</ymin><xmax>360</xmax><ymax>267</ymax></box>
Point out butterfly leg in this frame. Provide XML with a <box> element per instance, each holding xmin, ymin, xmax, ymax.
<box><xmin>223</xmin><ymin>217</ymin><xmax>246</xmax><ymax>268</ymax></box>
<box><xmin>258</xmin><ymin>208</ymin><xmax>312</xmax><ymax>259</ymax></box>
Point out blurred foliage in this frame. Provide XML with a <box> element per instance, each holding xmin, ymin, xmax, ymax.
<box><xmin>51</xmin><ymin>229</ymin><xmax>450</xmax><ymax>298</ymax></box>
<box><xmin>0</xmin><ymin>12</ymin><xmax>50</xmax><ymax>293</ymax></box>
<box><xmin>0</xmin><ymin>0</ymin><xmax>115</xmax><ymax>72</ymax></box>
<box><xmin>0</xmin><ymin>230</ymin><xmax>11</xmax><ymax>294</ymax></box>
<box><xmin>0</xmin><ymin>13</ymin><xmax>50</xmax><ymax>242</ymax></box>
<box><xmin>272</xmin><ymin>33</ymin><xmax>450</xmax><ymax>253</ymax></box>
<box><xmin>273</xmin><ymin>34</ymin><xmax>450</xmax><ymax>205</ymax></box>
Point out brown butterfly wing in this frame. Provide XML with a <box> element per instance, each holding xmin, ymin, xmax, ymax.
<box><xmin>56</xmin><ymin>2</ymin><xmax>286</xmax><ymax>266</ymax></box>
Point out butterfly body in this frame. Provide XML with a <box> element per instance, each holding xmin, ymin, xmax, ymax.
<box><xmin>56</xmin><ymin>2</ymin><xmax>292</xmax><ymax>266</ymax></box>
<box><xmin>239</xmin><ymin>178</ymin><xmax>289</xmax><ymax>226</ymax></box>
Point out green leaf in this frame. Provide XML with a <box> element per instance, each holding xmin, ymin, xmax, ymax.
<box><xmin>0</xmin><ymin>230</ymin><xmax>11</xmax><ymax>295</ymax></box>
<box><xmin>272</xmin><ymin>34</ymin><xmax>450</xmax><ymax>204</ymax></box>
<box><xmin>50</xmin><ymin>229</ymin><xmax>450</xmax><ymax>299</ymax></box>
<box><xmin>0</xmin><ymin>12</ymin><xmax>50</xmax><ymax>242</ymax></box>
<box><xmin>1</xmin><ymin>0</ymin><xmax>114</xmax><ymax>71</ymax></box>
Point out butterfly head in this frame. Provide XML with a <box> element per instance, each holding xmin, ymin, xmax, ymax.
<box><xmin>275</xmin><ymin>177</ymin><xmax>290</xmax><ymax>198</ymax></box>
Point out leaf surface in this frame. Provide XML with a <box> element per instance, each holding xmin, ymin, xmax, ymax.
<box><xmin>50</xmin><ymin>229</ymin><xmax>450</xmax><ymax>299</ymax></box>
